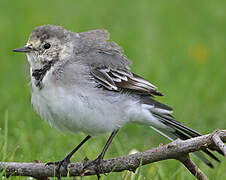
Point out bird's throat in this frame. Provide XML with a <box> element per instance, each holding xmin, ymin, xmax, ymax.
<box><xmin>32</xmin><ymin>60</ymin><xmax>55</xmax><ymax>89</ymax></box>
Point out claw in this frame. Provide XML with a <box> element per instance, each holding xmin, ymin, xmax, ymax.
<box><xmin>44</xmin><ymin>136</ymin><xmax>91</xmax><ymax>179</ymax></box>
<box><xmin>81</xmin><ymin>130</ymin><xmax>119</xmax><ymax>179</ymax></box>
<box><xmin>46</xmin><ymin>158</ymin><xmax>71</xmax><ymax>179</ymax></box>
<box><xmin>82</xmin><ymin>157</ymin><xmax>105</xmax><ymax>180</ymax></box>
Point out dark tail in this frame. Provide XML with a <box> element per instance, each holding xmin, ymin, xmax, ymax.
<box><xmin>151</xmin><ymin>112</ymin><xmax>222</xmax><ymax>168</ymax></box>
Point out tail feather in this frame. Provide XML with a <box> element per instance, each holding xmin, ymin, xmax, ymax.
<box><xmin>150</xmin><ymin>126</ymin><xmax>216</xmax><ymax>168</ymax></box>
<box><xmin>202</xmin><ymin>149</ymin><xmax>221</xmax><ymax>163</ymax></box>
<box><xmin>153</xmin><ymin>112</ymin><xmax>224</xmax><ymax>155</ymax></box>
<box><xmin>194</xmin><ymin>152</ymin><xmax>214</xmax><ymax>168</ymax></box>
<box><xmin>152</xmin><ymin>112</ymin><xmax>201</xmax><ymax>137</ymax></box>
<box><xmin>140</xmin><ymin>97</ymin><xmax>221</xmax><ymax>167</ymax></box>
<box><xmin>173</xmin><ymin>129</ymin><xmax>221</xmax><ymax>162</ymax></box>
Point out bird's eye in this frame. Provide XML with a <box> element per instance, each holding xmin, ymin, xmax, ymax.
<box><xmin>43</xmin><ymin>43</ymin><xmax>51</xmax><ymax>49</ymax></box>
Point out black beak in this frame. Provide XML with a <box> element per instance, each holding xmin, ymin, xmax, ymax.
<box><xmin>13</xmin><ymin>46</ymin><xmax>32</xmax><ymax>53</ymax></box>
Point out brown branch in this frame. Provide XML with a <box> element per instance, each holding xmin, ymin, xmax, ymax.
<box><xmin>179</xmin><ymin>156</ymin><xmax>209</xmax><ymax>180</ymax></box>
<box><xmin>212</xmin><ymin>130</ymin><xmax>226</xmax><ymax>156</ymax></box>
<box><xmin>0</xmin><ymin>129</ymin><xmax>225</xmax><ymax>180</ymax></box>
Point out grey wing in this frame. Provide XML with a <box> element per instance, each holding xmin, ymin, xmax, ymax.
<box><xmin>84</xmin><ymin>47</ymin><xmax>166</xmax><ymax>107</ymax></box>
<box><xmin>91</xmin><ymin>67</ymin><xmax>164</xmax><ymax>96</ymax></box>
<box><xmin>77</xmin><ymin>34</ymin><xmax>163</xmax><ymax>96</ymax></box>
<box><xmin>76</xmin><ymin>31</ymin><xmax>169</xmax><ymax>111</ymax></box>
<box><xmin>90</xmin><ymin>62</ymin><xmax>172</xmax><ymax>113</ymax></box>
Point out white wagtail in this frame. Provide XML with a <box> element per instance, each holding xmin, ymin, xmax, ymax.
<box><xmin>13</xmin><ymin>25</ymin><xmax>221</xmax><ymax>179</ymax></box>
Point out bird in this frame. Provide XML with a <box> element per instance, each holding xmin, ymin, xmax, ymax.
<box><xmin>13</xmin><ymin>25</ymin><xmax>221</xmax><ymax>179</ymax></box>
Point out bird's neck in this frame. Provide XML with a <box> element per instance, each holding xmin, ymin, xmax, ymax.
<box><xmin>31</xmin><ymin>60</ymin><xmax>56</xmax><ymax>89</ymax></box>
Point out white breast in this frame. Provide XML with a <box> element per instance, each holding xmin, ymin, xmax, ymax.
<box><xmin>30</xmin><ymin>69</ymin><xmax>135</xmax><ymax>135</ymax></box>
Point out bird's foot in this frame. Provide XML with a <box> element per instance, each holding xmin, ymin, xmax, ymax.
<box><xmin>82</xmin><ymin>156</ymin><xmax>105</xmax><ymax>180</ymax></box>
<box><xmin>46</xmin><ymin>157</ymin><xmax>71</xmax><ymax>180</ymax></box>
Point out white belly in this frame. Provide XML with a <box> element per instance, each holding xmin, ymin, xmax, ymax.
<box><xmin>31</xmin><ymin>85</ymin><xmax>133</xmax><ymax>135</ymax></box>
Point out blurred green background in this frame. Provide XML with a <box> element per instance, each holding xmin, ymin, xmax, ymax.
<box><xmin>0</xmin><ymin>0</ymin><xmax>226</xmax><ymax>179</ymax></box>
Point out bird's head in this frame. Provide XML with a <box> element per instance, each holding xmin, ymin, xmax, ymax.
<box><xmin>13</xmin><ymin>25</ymin><xmax>74</xmax><ymax>70</ymax></box>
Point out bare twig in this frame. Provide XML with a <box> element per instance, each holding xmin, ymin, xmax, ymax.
<box><xmin>212</xmin><ymin>130</ymin><xmax>226</xmax><ymax>156</ymax></box>
<box><xmin>0</xmin><ymin>129</ymin><xmax>225</xmax><ymax>179</ymax></box>
<box><xmin>179</xmin><ymin>156</ymin><xmax>209</xmax><ymax>180</ymax></box>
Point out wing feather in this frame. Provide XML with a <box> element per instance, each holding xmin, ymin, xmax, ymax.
<box><xmin>91</xmin><ymin>68</ymin><xmax>164</xmax><ymax>96</ymax></box>
<box><xmin>91</xmin><ymin>69</ymin><xmax>117</xmax><ymax>90</ymax></box>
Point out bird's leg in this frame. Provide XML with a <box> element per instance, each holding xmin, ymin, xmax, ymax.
<box><xmin>83</xmin><ymin>129</ymin><xmax>119</xmax><ymax>179</ymax></box>
<box><xmin>46</xmin><ymin>135</ymin><xmax>91</xmax><ymax>179</ymax></box>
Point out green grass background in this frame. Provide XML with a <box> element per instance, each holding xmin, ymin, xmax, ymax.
<box><xmin>0</xmin><ymin>0</ymin><xmax>226</xmax><ymax>179</ymax></box>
